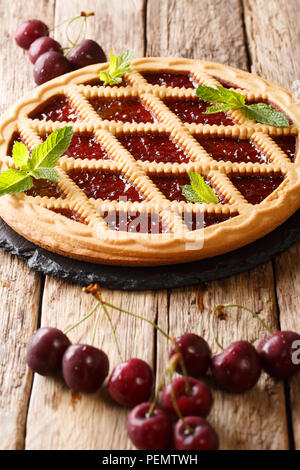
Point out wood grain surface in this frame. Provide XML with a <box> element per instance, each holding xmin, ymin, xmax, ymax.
<box><xmin>0</xmin><ymin>0</ymin><xmax>299</xmax><ymax>450</ymax></box>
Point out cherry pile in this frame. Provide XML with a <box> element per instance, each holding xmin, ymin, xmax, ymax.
<box><xmin>26</xmin><ymin>287</ymin><xmax>300</xmax><ymax>451</ymax></box>
<box><xmin>14</xmin><ymin>13</ymin><xmax>106</xmax><ymax>85</ymax></box>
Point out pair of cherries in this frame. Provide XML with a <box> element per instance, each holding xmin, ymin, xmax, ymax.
<box><xmin>14</xmin><ymin>16</ymin><xmax>107</xmax><ymax>85</ymax></box>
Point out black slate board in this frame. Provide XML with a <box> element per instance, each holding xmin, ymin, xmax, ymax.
<box><xmin>1</xmin><ymin>212</ymin><xmax>300</xmax><ymax>291</ymax></box>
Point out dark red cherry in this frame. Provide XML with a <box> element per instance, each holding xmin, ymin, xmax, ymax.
<box><xmin>33</xmin><ymin>51</ymin><xmax>71</xmax><ymax>85</ymax></box>
<box><xmin>29</xmin><ymin>36</ymin><xmax>62</xmax><ymax>64</ymax></box>
<box><xmin>126</xmin><ymin>402</ymin><xmax>172</xmax><ymax>450</ymax></box>
<box><xmin>26</xmin><ymin>327</ymin><xmax>71</xmax><ymax>376</ymax></box>
<box><xmin>170</xmin><ymin>333</ymin><xmax>211</xmax><ymax>377</ymax></box>
<box><xmin>258</xmin><ymin>331</ymin><xmax>300</xmax><ymax>379</ymax></box>
<box><xmin>174</xmin><ymin>416</ymin><xmax>219</xmax><ymax>450</ymax></box>
<box><xmin>67</xmin><ymin>39</ymin><xmax>107</xmax><ymax>69</ymax></box>
<box><xmin>62</xmin><ymin>344</ymin><xmax>109</xmax><ymax>393</ymax></box>
<box><xmin>108</xmin><ymin>358</ymin><xmax>154</xmax><ymax>407</ymax></box>
<box><xmin>161</xmin><ymin>376</ymin><xmax>213</xmax><ymax>418</ymax></box>
<box><xmin>15</xmin><ymin>19</ymin><xmax>49</xmax><ymax>50</ymax></box>
<box><xmin>211</xmin><ymin>341</ymin><xmax>261</xmax><ymax>393</ymax></box>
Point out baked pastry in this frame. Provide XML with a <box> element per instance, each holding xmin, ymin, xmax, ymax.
<box><xmin>0</xmin><ymin>57</ymin><xmax>299</xmax><ymax>266</ymax></box>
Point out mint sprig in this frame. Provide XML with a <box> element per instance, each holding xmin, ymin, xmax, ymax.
<box><xmin>196</xmin><ymin>85</ymin><xmax>290</xmax><ymax>127</ymax></box>
<box><xmin>99</xmin><ymin>49</ymin><xmax>133</xmax><ymax>86</ymax></box>
<box><xmin>0</xmin><ymin>126</ymin><xmax>73</xmax><ymax>197</ymax></box>
<box><xmin>182</xmin><ymin>172</ymin><xmax>219</xmax><ymax>204</ymax></box>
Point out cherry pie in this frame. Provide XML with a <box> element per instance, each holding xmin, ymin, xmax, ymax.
<box><xmin>0</xmin><ymin>58</ymin><xmax>299</xmax><ymax>266</ymax></box>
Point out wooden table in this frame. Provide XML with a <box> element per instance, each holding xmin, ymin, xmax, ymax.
<box><xmin>0</xmin><ymin>0</ymin><xmax>300</xmax><ymax>450</ymax></box>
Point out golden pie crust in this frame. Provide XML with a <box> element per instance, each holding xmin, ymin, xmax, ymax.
<box><xmin>0</xmin><ymin>57</ymin><xmax>299</xmax><ymax>266</ymax></box>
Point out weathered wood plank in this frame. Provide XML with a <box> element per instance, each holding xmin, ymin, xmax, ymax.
<box><xmin>147</xmin><ymin>0</ymin><xmax>289</xmax><ymax>450</ymax></box>
<box><xmin>147</xmin><ymin>0</ymin><xmax>248</xmax><ymax>69</ymax></box>
<box><xmin>0</xmin><ymin>0</ymin><xmax>53</xmax><ymax>450</ymax></box>
<box><xmin>26</xmin><ymin>277</ymin><xmax>166</xmax><ymax>450</ymax></box>
<box><xmin>244</xmin><ymin>0</ymin><xmax>300</xmax><ymax>448</ymax></box>
<box><xmin>25</xmin><ymin>0</ymin><xmax>168</xmax><ymax>450</ymax></box>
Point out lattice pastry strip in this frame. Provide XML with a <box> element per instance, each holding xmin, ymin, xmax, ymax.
<box><xmin>0</xmin><ymin>57</ymin><xmax>299</xmax><ymax>265</ymax></box>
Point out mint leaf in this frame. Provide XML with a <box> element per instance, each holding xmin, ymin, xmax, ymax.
<box><xmin>12</xmin><ymin>141</ymin><xmax>30</xmax><ymax>170</ymax></box>
<box><xmin>196</xmin><ymin>85</ymin><xmax>245</xmax><ymax>109</ymax></box>
<box><xmin>196</xmin><ymin>84</ymin><xmax>290</xmax><ymax>128</ymax></box>
<box><xmin>0</xmin><ymin>126</ymin><xmax>73</xmax><ymax>197</ymax></box>
<box><xmin>100</xmin><ymin>49</ymin><xmax>133</xmax><ymax>86</ymax></box>
<box><xmin>189</xmin><ymin>172</ymin><xmax>219</xmax><ymax>204</ymax></box>
<box><xmin>0</xmin><ymin>169</ymin><xmax>33</xmax><ymax>196</ymax></box>
<box><xmin>31</xmin><ymin>126</ymin><xmax>73</xmax><ymax>169</ymax></box>
<box><xmin>182</xmin><ymin>173</ymin><xmax>219</xmax><ymax>204</ymax></box>
<box><xmin>29</xmin><ymin>168</ymin><xmax>60</xmax><ymax>182</ymax></box>
<box><xmin>204</xmin><ymin>104</ymin><xmax>233</xmax><ymax>114</ymax></box>
<box><xmin>181</xmin><ymin>185</ymin><xmax>202</xmax><ymax>203</ymax></box>
<box><xmin>243</xmin><ymin>103</ymin><xmax>290</xmax><ymax>127</ymax></box>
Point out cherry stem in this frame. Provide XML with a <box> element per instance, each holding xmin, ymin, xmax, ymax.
<box><xmin>103</xmin><ymin>301</ymin><xmax>191</xmax><ymax>395</ymax></box>
<box><xmin>84</xmin><ymin>284</ymin><xmax>191</xmax><ymax>395</ymax></box>
<box><xmin>167</xmin><ymin>355</ymin><xmax>194</xmax><ymax>434</ymax></box>
<box><xmin>63</xmin><ymin>302</ymin><xmax>99</xmax><ymax>335</ymax></box>
<box><xmin>48</xmin><ymin>11</ymin><xmax>94</xmax><ymax>34</ymax></box>
<box><xmin>210</xmin><ymin>303</ymin><xmax>273</xmax><ymax>351</ymax></box>
<box><xmin>147</xmin><ymin>367</ymin><xmax>168</xmax><ymax>417</ymax></box>
<box><xmin>97</xmin><ymin>297</ymin><xmax>124</xmax><ymax>363</ymax></box>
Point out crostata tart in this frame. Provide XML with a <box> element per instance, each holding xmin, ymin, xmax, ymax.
<box><xmin>0</xmin><ymin>57</ymin><xmax>299</xmax><ymax>266</ymax></box>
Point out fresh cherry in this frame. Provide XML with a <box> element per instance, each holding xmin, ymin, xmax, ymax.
<box><xmin>67</xmin><ymin>39</ymin><xmax>107</xmax><ymax>69</ymax></box>
<box><xmin>108</xmin><ymin>358</ymin><xmax>154</xmax><ymax>407</ymax></box>
<box><xmin>15</xmin><ymin>19</ymin><xmax>49</xmax><ymax>50</ymax></box>
<box><xmin>211</xmin><ymin>341</ymin><xmax>261</xmax><ymax>393</ymax></box>
<box><xmin>26</xmin><ymin>327</ymin><xmax>71</xmax><ymax>376</ymax></box>
<box><xmin>29</xmin><ymin>36</ymin><xmax>62</xmax><ymax>64</ymax></box>
<box><xmin>62</xmin><ymin>344</ymin><xmax>109</xmax><ymax>393</ymax></box>
<box><xmin>33</xmin><ymin>51</ymin><xmax>71</xmax><ymax>85</ymax></box>
<box><xmin>126</xmin><ymin>402</ymin><xmax>172</xmax><ymax>450</ymax></box>
<box><xmin>258</xmin><ymin>331</ymin><xmax>300</xmax><ymax>379</ymax></box>
<box><xmin>174</xmin><ymin>416</ymin><xmax>219</xmax><ymax>450</ymax></box>
<box><xmin>170</xmin><ymin>333</ymin><xmax>211</xmax><ymax>378</ymax></box>
<box><xmin>161</xmin><ymin>376</ymin><xmax>213</xmax><ymax>418</ymax></box>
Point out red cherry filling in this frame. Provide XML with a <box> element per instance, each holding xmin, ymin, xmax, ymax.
<box><xmin>150</xmin><ymin>173</ymin><xmax>224</xmax><ymax>203</ymax></box>
<box><xmin>7</xmin><ymin>132</ymin><xmax>25</xmax><ymax>156</ymax></box>
<box><xmin>163</xmin><ymin>97</ymin><xmax>235</xmax><ymax>125</ymax></box>
<box><xmin>26</xmin><ymin>179</ymin><xmax>65</xmax><ymax>198</ymax></box>
<box><xmin>183</xmin><ymin>211</ymin><xmax>238</xmax><ymax>230</ymax></box>
<box><xmin>51</xmin><ymin>208</ymin><xmax>87</xmax><ymax>225</ymax></box>
<box><xmin>229</xmin><ymin>172</ymin><xmax>284</xmax><ymax>205</ymax></box>
<box><xmin>272</xmin><ymin>135</ymin><xmax>297</xmax><ymax>162</ymax></box>
<box><xmin>29</xmin><ymin>95</ymin><xmax>79</xmax><ymax>122</ymax></box>
<box><xmin>83</xmin><ymin>77</ymin><xmax>129</xmax><ymax>87</ymax></box>
<box><xmin>141</xmin><ymin>71</ymin><xmax>197</xmax><ymax>89</ymax></box>
<box><xmin>68</xmin><ymin>169</ymin><xmax>144</xmax><ymax>202</ymax></box>
<box><xmin>89</xmin><ymin>96</ymin><xmax>156</xmax><ymax>123</ymax></box>
<box><xmin>42</xmin><ymin>133</ymin><xmax>110</xmax><ymax>161</ymax></box>
<box><xmin>101</xmin><ymin>211</ymin><xmax>170</xmax><ymax>234</ymax></box>
<box><xmin>194</xmin><ymin>135</ymin><xmax>270</xmax><ymax>164</ymax></box>
<box><xmin>117</xmin><ymin>133</ymin><xmax>190</xmax><ymax>164</ymax></box>
<box><xmin>213</xmin><ymin>76</ymin><xmax>241</xmax><ymax>89</ymax></box>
